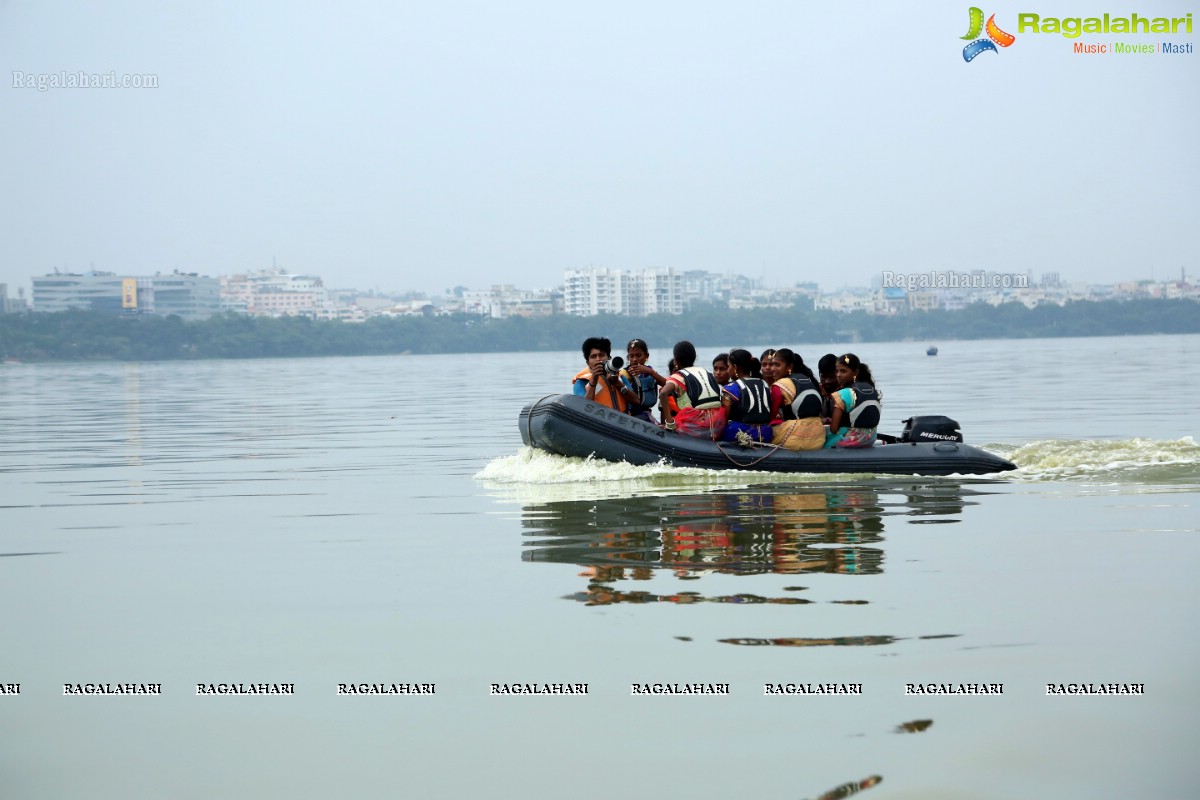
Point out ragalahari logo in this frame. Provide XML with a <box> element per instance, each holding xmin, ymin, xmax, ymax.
<box><xmin>962</xmin><ymin>7</ymin><xmax>1016</xmax><ymax>61</ymax></box>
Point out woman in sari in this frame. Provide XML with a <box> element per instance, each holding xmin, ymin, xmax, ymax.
<box><xmin>719</xmin><ymin>349</ymin><xmax>774</xmax><ymax>443</ymax></box>
<box><xmin>825</xmin><ymin>353</ymin><xmax>882</xmax><ymax>448</ymax></box>
<box><xmin>659</xmin><ymin>341</ymin><xmax>726</xmax><ymax>440</ymax></box>
<box><xmin>769</xmin><ymin>348</ymin><xmax>826</xmax><ymax>451</ymax></box>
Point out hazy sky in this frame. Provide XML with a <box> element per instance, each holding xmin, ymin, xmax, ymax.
<box><xmin>2</xmin><ymin>1</ymin><xmax>1197</xmax><ymax>297</ymax></box>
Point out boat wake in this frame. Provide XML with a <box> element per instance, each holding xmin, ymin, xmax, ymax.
<box><xmin>993</xmin><ymin>436</ymin><xmax>1199</xmax><ymax>483</ymax></box>
<box><xmin>476</xmin><ymin>447</ymin><xmax>990</xmax><ymax>504</ymax></box>
<box><xmin>478</xmin><ymin>447</ymin><xmax>756</xmax><ymax>489</ymax></box>
<box><xmin>477</xmin><ymin>437</ymin><xmax>1200</xmax><ymax>502</ymax></box>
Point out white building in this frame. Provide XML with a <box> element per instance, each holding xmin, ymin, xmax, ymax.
<box><xmin>0</xmin><ymin>283</ymin><xmax>28</xmax><ymax>313</ymax></box>
<box><xmin>629</xmin><ymin>267</ymin><xmax>684</xmax><ymax>316</ymax></box>
<box><xmin>460</xmin><ymin>285</ymin><xmax>560</xmax><ymax>318</ymax></box>
<box><xmin>564</xmin><ymin>267</ymin><xmax>624</xmax><ymax>316</ymax></box>
<box><xmin>220</xmin><ymin>269</ymin><xmax>332</xmax><ymax>317</ymax></box>
<box><xmin>563</xmin><ymin>267</ymin><xmax>683</xmax><ymax>317</ymax></box>
<box><xmin>31</xmin><ymin>271</ymin><xmax>219</xmax><ymax>320</ymax></box>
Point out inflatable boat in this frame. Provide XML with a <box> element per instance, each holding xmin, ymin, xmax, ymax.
<box><xmin>519</xmin><ymin>394</ymin><xmax>1016</xmax><ymax>476</ymax></box>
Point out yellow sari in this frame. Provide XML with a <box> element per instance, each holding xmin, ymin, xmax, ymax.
<box><xmin>770</xmin><ymin>377</ymin><xmax>825</xmax><ymax>451</ymax></box>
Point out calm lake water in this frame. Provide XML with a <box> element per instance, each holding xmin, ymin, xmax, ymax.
<box><xmin>2</xmin><ymin>335</ymin><xmax>1198</xmax><ymax>799</ymax></box>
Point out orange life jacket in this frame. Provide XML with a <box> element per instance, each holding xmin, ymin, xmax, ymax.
<box><xmin>574</xmin><ymin>367</ymin><xmax>627</xmax><ymax>412</ymax></box>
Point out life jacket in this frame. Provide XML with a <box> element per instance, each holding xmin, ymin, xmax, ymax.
<box><xmin>677</xmin><ymin>366</ymin><xmax>722</xmax><ymax>410</ymax></box>
<box><xmin>574</xmin><ymin>367</ymin><xmax>627</xmax><ymax>412</ymax></box>
<box><xmin>846</xmin><ymin>381</ymin><xmax>881</xmax><ymax>428</ymax></box>
<box><xmin>777</xmin><ymin>374</ymin><xmax>824</xmax><ymax>420</ymax></box>
<box><xmin>622</xmin><ymin>367</ymin><xmax>659</xmax><ymax>412</ymax></box>
<box><xmin>729</xmin><ymin>378</ymin><xmax>772</xmax><ymax>424</ymax></box>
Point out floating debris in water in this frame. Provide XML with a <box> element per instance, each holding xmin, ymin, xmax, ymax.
<box><xmin>805</xmin><ymin>774</ymin><xmax>883</xmax><ymax>800</ymax></box>
<box><xmin>895</xmin><ymin>719</ymin><xmax>934</xmax><ymax>734</ymax></box>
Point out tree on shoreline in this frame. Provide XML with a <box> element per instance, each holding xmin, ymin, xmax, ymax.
<box><xmin>1</xmin><ymin>298</ymin><xmax>1197</xmax><ymax>362</ymax></box>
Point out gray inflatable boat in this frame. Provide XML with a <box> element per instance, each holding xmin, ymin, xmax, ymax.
<box><xmin>519</xmin><ymin>394</ymin><xmax>1016</xmax><ymax>476</ymax></box>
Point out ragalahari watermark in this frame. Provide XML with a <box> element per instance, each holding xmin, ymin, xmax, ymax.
<box><xmin>882</xmin><ymin>271</ymin><xmax>1029</xmax><ymax>292</ymax></box>
<box><xmin>12</xmin><ymin>71</ymin><xmax>159</xmax><ymax>91</ymax></box>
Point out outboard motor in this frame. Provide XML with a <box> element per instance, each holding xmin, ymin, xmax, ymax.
<box><xmin>900</xmin><ymin>415</ymin><xmax>964</xmax><ymax>443</ymax></box>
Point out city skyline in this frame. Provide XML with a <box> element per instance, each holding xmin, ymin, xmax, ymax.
<box><xmin>7</xmin><ymin>261</ymin><xmax>1192</xmax><ymax>298</ymax></box>
<box><xmin>7</xmin><ymin>263</ymin><xmax>1193</xmax><ymax>324</ymax></box>
<box><xmin>3</xmin><ymin>2</ymin><xmax>1197</xmax><ymax>298</ymax></box>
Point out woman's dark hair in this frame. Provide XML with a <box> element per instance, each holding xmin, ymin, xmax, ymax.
<box><xmin>818</xmin><ymin>353</ymin><xmax>838</xmax><ymax>377</ymax></box>
<box><xmin>626</xmin><ymin>338</ymin><xmax>649</xmax><ymax>353</ymax></box>
<box><xmin>667</xmin><ymin>358</ymin><xmax>677</xmax><ymax>374</ymax></box>
<box><xmin>775</xmin><ymin>348</ymin><xmax>819</xmax><ymax>388</ymax></box>
<box><xmin>712</xmin><ymin>352</ymin><xmax>729</xmax><ymax>367</ymax></box>
<box><xmin>773</xmin><ymin>347</ymin><xmax>795</xmax><ymax>373</ymax></box>
<box><xmin>838</xmin><ymin>353</ymin><xmax>876</xmax><ymax>389</ymax></box>
<box><xmin>748</xmin><ymin>357</ymin><xmax>762</xmax><ymax>379</ymax></box>
<box><xmin>673</xmin><ymin>340</ymin><xmax>697</xmax><ymax>369</ymax></box>
<box><xmin>728</xmin><ymin>348</ymin><xmax>756</xmax><ymax>377</ymax></box>
<box><xmin>582</xmin><ymin>337</ymin><xmax>611</xmax><ymax>359</ymax></box>
<box><xmin>759</xmin><ymin>348</ymin><xmax>777</xmax><ymax>365</ymax></box>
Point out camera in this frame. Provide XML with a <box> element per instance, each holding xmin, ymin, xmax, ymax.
<box><xmin>602</xmin><ymin>356</ymin><xmax>624</xmax><ymax>375</ymax></box>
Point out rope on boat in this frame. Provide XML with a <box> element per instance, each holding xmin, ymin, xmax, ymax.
<box><xmin>715</xmin><ymin>439</ymin><xmax>784</xmax><ymax>468</ymax></box>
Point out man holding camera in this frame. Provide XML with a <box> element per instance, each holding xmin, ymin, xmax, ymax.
<box><xmin>573</xmin><ymin>336</ymin><xmax>634</xmax><ymax>412</ymax></box>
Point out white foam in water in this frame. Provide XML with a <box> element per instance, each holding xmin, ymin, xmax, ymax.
<box><xmin>476</xmin><ymin>447</ymin><xmax>688</xmax><ymax>484</ymax></box>
<box><xmin>476</xmin><ymin>448</ymin><xmax>748</xmax><ymax>504</ymax></box>
<box><xmin>996</xmin><ymin>436</ymin><xmax>1200</xmax><ymax>482</ymax></box>
<box><xmin>474</xmin><ymin>447</ymin><xmax>870</xmax><ymax>504</ymax></box>
<box><xmin>476</xmin><ymin>437</ymin><xmax>1200</xmax><ymax>501</ymax></box>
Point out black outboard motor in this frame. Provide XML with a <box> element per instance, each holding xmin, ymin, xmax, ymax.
<box><xmin>899</xmin><ymin>416</ymin><xmax>964</xmax><ymax>443</ymax></box>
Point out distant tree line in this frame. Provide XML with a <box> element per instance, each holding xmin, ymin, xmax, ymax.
<box><xmin>0</xmin><ymin>298</ymin><xmax>1197</xmax><ymax>362</ymax></box>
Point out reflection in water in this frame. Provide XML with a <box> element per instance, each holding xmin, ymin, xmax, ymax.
<box><xmin>522</xmin><ymin>483</ymin><xmax>974</xmax><ymax>794</ymax></box>
<box><xmin>568</xmin><ymin>587</ymin><xmax>814</xmax><ymax>607</ymax></box>
<box><xmin>519</xmin><ymin>483</ymin><xmax>992</xmax><ymax>663</ymax></box>
<box><xmin>719</xmin><ymin>636</ymin><xmax>900</xmax><ymax>647</ymax></box>
<box><xmin>522</xmin><ymin>482</ymin><xmax>986</xmax><ymax>580</ymax></box>
<box><xmin>517</xmin><ymin>483</ymin><xmax>973</xmax><ymax>795</ymax></box>
<box><xmin>123</xmin><ymin>363</ymin><xmax>143</xmax><ymax>468</ymax></box>
<box><xmin>720</xmin><ymin>634</ymin><xmax>960</xmax><ymax>647</ymax></box>
<box><xmin>521</xmin><ymin>484</ymin><xmax>986</xmax><ymax>656</ymax></box>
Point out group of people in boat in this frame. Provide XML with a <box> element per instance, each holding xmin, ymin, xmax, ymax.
<box><xmin>572</xmin><ymin>337</ymin><xmax>882</xmax><ymax>449</ymax></box>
